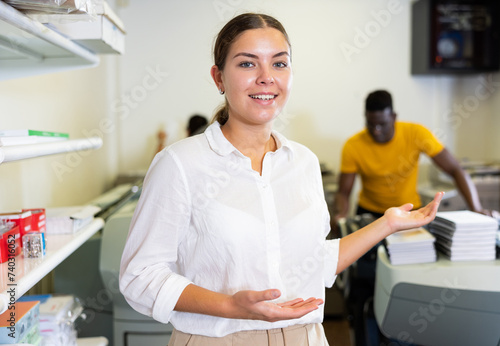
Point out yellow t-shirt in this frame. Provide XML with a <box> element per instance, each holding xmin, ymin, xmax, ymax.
<box><xmin>340</xmin><ymin>122</ymin><xmax>444</xmax><ymax>214</ymax></box>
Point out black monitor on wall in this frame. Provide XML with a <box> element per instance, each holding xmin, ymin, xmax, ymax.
<box><xmin>412</xmin><ymin>0</ymin><xmax>500</xmax><ymax>74</ymax></box>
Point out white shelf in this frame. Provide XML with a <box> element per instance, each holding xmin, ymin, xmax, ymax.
<box><xmin>0</xmin><ymin>218</ymin><xmax>104</xmax><ymax>314</ymax></box>
<box><xmin>77</xmin><ymin>337</ymin><xmax>109</xmax><ymax>346</ymax></box>
<box><xmin>0</xmin><ymin>136</ymin><xmax>103</xmax><ymax>164</ymax></box>
<box><xmin>0</xmin><ymin>1</ymin><xmax>99</xmax><ymax>81</ymax></box>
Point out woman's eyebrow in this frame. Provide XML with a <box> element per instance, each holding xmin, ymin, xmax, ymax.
<box><xmin>233</xmin><ymin>52</ymin><xmax>258</xmax><ymax>59</ymax></box>
<box><xmin>232</xmin><ymin>51</ymin><xmax>290</xmax><ymax>60</ymax></box>
<box><xmin>273</xmin><ymin>51</ymin><xmax>289</xmax><ymax>58</ymax></box>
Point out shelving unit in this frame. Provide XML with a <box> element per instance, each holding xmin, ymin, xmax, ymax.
<box><xmin>0</xmin><ymin>136</ymin><xmax>105</xmax><ymax>313</ymax></box>
<box><xmin>0</xmin><ymin>1</ymin><xmax>99</xmax><ymax>81</ymax></box>
<box><xmin>0</xmin><ymin>136</ymin><xmax>103</xmax><ymax>164</ymax></box>
<box><xmin>0</xmin><ymin>3</ymin><xmax>115</xmax><ymax>344</ymax></box>
<box><xmin>0</xmin><ymin>136</ymin><xmax>105</xmax><ymax>317</ymax></box>
<box><xmin>0</xmin><ymin>218</ymin><xmax>104</xmax><ymax>314</ymax></box>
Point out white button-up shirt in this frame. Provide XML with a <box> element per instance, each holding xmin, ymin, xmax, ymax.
<box><xmin>119</xmin><ymin>122</ymin><xmax>340</xmax><ymax>337</ymax></box>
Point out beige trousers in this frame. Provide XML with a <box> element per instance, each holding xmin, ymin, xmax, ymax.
<box><xmin>167</xmin><ymin>323</ymin><xmax>330</xmax><ymax>346</ymax></box>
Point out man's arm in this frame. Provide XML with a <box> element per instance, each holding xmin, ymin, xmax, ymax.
<box><xmin>430</xmin><ymin>148</ymin><xmax>484</xmax><ymax>213</ymax></box>
<box><xmin>332</xmin><ymin>172</ymin><xmax>357</xmax><ymax>225</ymax></box>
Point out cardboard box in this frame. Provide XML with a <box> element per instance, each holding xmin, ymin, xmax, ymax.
<box><xmin>29</xmin><ymin>2</ymin><xmax>126</xmax><ymax>54</ymax></box>
<box><xmin>19</xmin><ymin>322</ymin><xmax>41</xmax><ymax>345</ymax></box>
<box><xmin>0</xmin><ymin>300</ymin><xmax>40</xmax><ymax>343</ymax></box>
<box><xmin>18</xmin><ymin>294</ymin><xmax>81</xmax><ymax>344</ymax></box>
<box><xmin>45</xmin><ymin>205</ymin><xmax>100</xmax><ymax>234</ymax></box>
<box><xmin>0</xmin><ymin>224</ymin><xmax>21</xmax><ymax>263</ymax></box>
<box><xmin>22</xmin><ymin>209</ymin><xmax>46</xmax><ymax>233</ymax></box>
<box><xmin>69</xmin><ymin>14</ymin><xmax>125</xmax><ymax>54</ymax></box>
<box><xmin>0</xmin><ymin>211</ymin><xmax>32</xmax><ymax>241</ymax></box>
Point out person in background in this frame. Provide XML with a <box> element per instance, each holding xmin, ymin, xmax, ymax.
<box><xmin>155</xmin><ymin>114</ymin><xmax>209</xmax><ymax>155</ymax></box>
<box><xmin>332</xmin><ymin>89</ymin><xmax>489</xmax><ymax>346</ymax></box>
<box><xmin>186</xmin><ymin>114</ymin><xmax>208</xmax><ymax>136</ymax></box>
<box><xmin>333</xmin><ymin>89</ymin><xmax>488</xmax><ymax>223</ymax></box>
<box><xmin>120</xmin><ymin>14</ymin><xmax>443</xmax><ymax>346</ymax></box>
<box><xmin>155</xmin><ymin>128</ymin><xmax>168</xmax><ymax>155</ymax></box>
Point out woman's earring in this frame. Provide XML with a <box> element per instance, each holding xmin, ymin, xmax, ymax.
<box><xmin>219</xmin><ymin>88</ymin><xmax>225</xmax><ymax>95</ymax></box>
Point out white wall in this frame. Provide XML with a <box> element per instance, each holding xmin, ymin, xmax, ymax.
<box><xmin>1</xmin><ymin>0</ymin><xmax>499</xmax><ymax>211</ymax></box>
<box><xmin>115</xmin><ymin>0</ymin><xmax>500</xmax><ymax>174</ymax></box>
<box><xmin>0</xmin><ymin>58</ymin><xmax>119</xmax><ymax>210</ymax></box>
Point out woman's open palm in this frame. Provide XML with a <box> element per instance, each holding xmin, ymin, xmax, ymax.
<box><xmin>384</xmin><ymin>191</ymin><xmax>444</xmax><ymax>234</ymax></box>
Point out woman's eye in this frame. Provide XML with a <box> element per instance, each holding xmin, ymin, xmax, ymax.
<box><xmin>239</xmin><ymin>61</ymin><xmax>254</xmax><ymax>68</ymax></box>
<box><xmin>274</xmin><ymin>61</ymin><xmax>288</xmax><ymax>68</ymax></box>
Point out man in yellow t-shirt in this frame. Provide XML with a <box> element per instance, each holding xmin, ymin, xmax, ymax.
<box><xmin>332</xmin><ymin>89</ymin><xmax>488</xmax><ymax>346</ymax></box>
<box><xmin>333</xmin><ymin>89</ymin><xmax>485</xmax><ymax>221</ymax></box>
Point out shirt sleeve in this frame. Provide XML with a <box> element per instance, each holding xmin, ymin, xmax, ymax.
<box><xmin>414</xmin><ymin>123</ymin><xmax>444</xmax><ymax>157</ymax></box>
<box><xmin>340</xmin><ymin>139</ymin><xmax>358</xmax><ymax>174</ymax></box>
<box><xmin>323</xmin><ymin>239</ymin><xmax>340</xmax><ymax>288</ymax></box>
<box><xmin>310</xmin><ymin>149</ymin><xmax>340</xmax><ymax>288</ymax></box>
<box><xmin>119</xmin><ymin>148</ymin><xmax>193</xmax><ymax>324</ymax></box>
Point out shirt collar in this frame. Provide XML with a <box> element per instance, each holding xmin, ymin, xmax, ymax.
<box><xmin>204</xmin><ymin>121</ymin><xmax>295</xmax><ymax>159</ymax></box>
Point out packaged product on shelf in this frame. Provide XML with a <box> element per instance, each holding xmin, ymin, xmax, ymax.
<box><xmin>0</xmin><ymin>129</ymin><xmax>69</xmax><ymax>147</ymax></box>
<box><xmin>0</xmin><ymin>210</ymin><xmax>33</xmax><ymax>240</ymax></box>
<box><xmin>4</xmin><ymin>0</ymin><xmax>95</xmax><ymax>15</ymax></box>
<box><xmin>22</xmin><ymin>232</ymin><xmax>46</xmax><ymax>259</ymax></box>
<box><xmin>0</xmin><ymin>221</ymin><xmax>21</xmax><ymax>263</ymax></box>
<box><xmin>0</xmin><ymin>300</ymin><xmax>40</xmax><ymax>343</ymax></box>
<box><xmin>19</xmin><ymin>322</ymin><xmax>42</xmax><ymax>345</ymax></box>
<box><xmin>27</xmin><ymin>0</ymin><xmax>126</xmax><ymax>55</ymax></box>
<box><xmin>45</xmin><ymin>205</ymin><xmax>100</xmax><ymax>234</ymax></box>
<box><xmin>17</xmin><ymin>294</ymin><xmax>83</xmax><ymax>346</ymax></box>
<box><xmin>22</xmin><ymin>208</ymin><xmax>46</xmax><ymax>233</ymax></box>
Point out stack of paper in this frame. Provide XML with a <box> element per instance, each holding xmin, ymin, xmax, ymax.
<box><xmin>429</xmin><ymin>210</ymin><xmax>498</xmax><ymax>261</ymax></box>
<box><xmin>385</xmin><ymin>227</ymin><xmax>437</xmax><ymax>265</ymax></box>
<box><xmin>0</xmin><ymin>129</ymin><xmax>69</xmax><ymax>146</ymax></box>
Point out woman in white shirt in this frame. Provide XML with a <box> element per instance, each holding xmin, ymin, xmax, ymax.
<box><xmin>119</xmin><ymin>12</ymin><xmax>443</xmax><ymax>345</ymax></box>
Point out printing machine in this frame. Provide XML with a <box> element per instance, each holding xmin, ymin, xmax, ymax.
<box><xmin>55</xmin><ymin>180</ymin><xmax>172</xmax><ymax>346</ymax></box>
<box><xmin>374</xmin><ymin>246</ymin><xmax>500</xmax><ymax>346</ymax></box>
<box><xmin>99</xmin><ymin>198</ymin><xmax>173</xmax><ymax>346</ymax></box>
<box><xmin>419</xmin><ymin>161</ymin><xmax>500</xmax><ymax>212</ymax></box>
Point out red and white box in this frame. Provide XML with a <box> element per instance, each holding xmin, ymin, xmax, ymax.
<box><xmin>0</xmin><ymin>211</ymin><xmax>33</xmax><ymax>240</ymax></box>
<box><xmin>0</xmin><ymin>224</ymin><xmax>21</xmax><ymax>263</ymax></box>
<box><xmin>23</xmin><ymin>208</ymin><xmax>46</xmax><ymax>233</ymax></box>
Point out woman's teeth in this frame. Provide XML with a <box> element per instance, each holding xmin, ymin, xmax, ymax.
<box><xmin>250</xmin><ymin>94</ymin><xmax>276</xmax><ymax>100</ymax></box>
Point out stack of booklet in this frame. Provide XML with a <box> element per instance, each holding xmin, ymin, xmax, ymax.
<box><xmin>429</xmin><ymin>210</ymin><xmax>498</xmax><ymax>261</ymax></box>
<box><xmin>384</xmin><ymin>227</ymin><xmax>437</xmax><ymax>265</ymax></box>
<box><xmin>0</xmin><ymin>129</ymin><xmax>69</xmax><ymax>146</ymax></box>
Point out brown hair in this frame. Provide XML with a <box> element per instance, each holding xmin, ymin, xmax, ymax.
<box><xmin>212</xmin><ymin>13</ymin><xmax>291</xmax><ymax>125</ymax></box>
